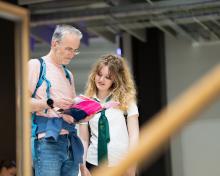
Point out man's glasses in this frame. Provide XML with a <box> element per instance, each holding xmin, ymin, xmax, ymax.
<box><xmin>64</xmin><ymin>47</ymin><xmax>80</xmax><ymax>55</ymax></box>
<box><xmin>73</xmin><ymin>49</ymin><xmax>80</xmax><ymax>55</ymax></box>
<box><xmin>57</xmin><ymin>41</ymin><xmax>80</xmax><ymax>55</ymax></box>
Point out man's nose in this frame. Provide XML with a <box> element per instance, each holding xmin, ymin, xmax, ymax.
<box><xmin>69</xmin><ymin>52</ymin><xmax>75</xmax><ymax>58</ymax></box>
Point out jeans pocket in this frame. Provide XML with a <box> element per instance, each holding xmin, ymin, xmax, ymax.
<box><xmin>37</xmin><ymin>137</ymin><xmax>57</xmax><ymax>143</ymax></box>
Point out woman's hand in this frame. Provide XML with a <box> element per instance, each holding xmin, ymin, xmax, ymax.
<box><xmin>61</xmin><ymin>114</ymin><xmax>75</xmax><ymax>124</ymax></box>
<box><xmin>80</xmin><ymin>164</ymin><xmax>92</xmax><ymax>176</ymax></box>
<box><xmin>79</xmin><ymin>114</ymin><xmax>94</xmax><ymax>123</ymax></box>
<box><xmin>124</xmin><ymin>166</ymin><xmax>136</xmax><ymax>176</ymax></box>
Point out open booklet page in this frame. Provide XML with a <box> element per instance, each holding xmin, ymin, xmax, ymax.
<box><xmin>62</xmin><ymin>95</ymin><xmax>119</xmax><ymax>121</ymax></box>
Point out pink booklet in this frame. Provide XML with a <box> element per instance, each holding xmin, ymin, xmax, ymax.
<box><xmin>62</xmin><ymin>95</ymin><xmax>119</xmax><ymax>121</ymax></box>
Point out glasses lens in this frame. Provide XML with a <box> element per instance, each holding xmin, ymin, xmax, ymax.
<box><xmin>74</xmin><ymin>50</ymin><xmax>80</xmax><ymax>55</ymax></box>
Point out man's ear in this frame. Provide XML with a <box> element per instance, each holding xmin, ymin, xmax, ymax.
<box><xmin>51</xmin><ymin>40</ymin><xmax>58</xmax><ymax>48</ymax></box>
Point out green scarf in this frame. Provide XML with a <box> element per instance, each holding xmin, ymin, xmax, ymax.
<box><xmin>95</xmin><ymin>96</ymin><xmax>111</xmax><ymax>165</ymax></box>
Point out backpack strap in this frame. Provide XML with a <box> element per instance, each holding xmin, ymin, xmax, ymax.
<box><xmin>32</xmin><ymin>58</ymin><xmax>51</xmax><ymax>99</ymax></box>
<box><xmin>31</xmin><ymin>58</ymin><xmax>51</xmax><ymax>137</ymax></box>
<box><xmin>124</xmin><ymin>111</ymin><xmax>128</xmax><ymax>128</ymax></box>
<box><xmin>63</xmin><ymin>65</ymin><xmax>72</xmax><ymax>85</ymax></box>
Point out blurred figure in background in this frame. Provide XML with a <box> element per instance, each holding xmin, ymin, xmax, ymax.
<box><xmin>0</xmin><ymin>160</ymin><xmax>16</xmax><ymax>176</ymax></box>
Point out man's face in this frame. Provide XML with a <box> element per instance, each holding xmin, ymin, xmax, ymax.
<box><xmin>53</xmin><ymin>33</ymin><xmax>81</xmax><ymax>65</ymax></box>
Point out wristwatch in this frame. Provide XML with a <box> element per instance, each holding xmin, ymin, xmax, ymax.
<box><xmin>47</xmin><ymin>98</ymin><xmax>54</xmax><ymax>109</ymax></box>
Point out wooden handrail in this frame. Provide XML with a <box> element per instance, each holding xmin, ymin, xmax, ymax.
<box><xmin>92</xmin><ymin>65</ymin><xmax>220</xmax><ymax>176</ymax></box>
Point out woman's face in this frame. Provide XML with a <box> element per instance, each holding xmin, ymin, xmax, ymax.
<box><xmin>95</xmin><ymin>65</ymin><xmax>114</xmax><ymax>93</ymax></box>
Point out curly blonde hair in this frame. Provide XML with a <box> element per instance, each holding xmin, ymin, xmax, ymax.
<box><xmin>84</xmin><ymin>54</ymin><xmax>137</xmax><ymax>111</ymax></box>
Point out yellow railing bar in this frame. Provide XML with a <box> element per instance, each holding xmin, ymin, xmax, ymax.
<box><xmin>92</xmin><ymin>65</ymin><xmax>220</xmax><ymax>176</ymax></box>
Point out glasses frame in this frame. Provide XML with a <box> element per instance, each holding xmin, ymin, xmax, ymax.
<box><xmin>56</xmin><ymin>41</ymin><xmax>80</xmax><ymax>55</ymax></box>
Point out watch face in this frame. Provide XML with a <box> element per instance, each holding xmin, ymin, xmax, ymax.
<box><xmin>47</xmin><ymin>98</ymin><xmax>54</xmax><ymax>108</ymax></box>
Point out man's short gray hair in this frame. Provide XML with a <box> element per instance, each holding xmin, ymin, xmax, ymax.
<box><xmin>52</xmin><ymin>25</ymin><xmax>83</xmax><ymax>42</ymax></box>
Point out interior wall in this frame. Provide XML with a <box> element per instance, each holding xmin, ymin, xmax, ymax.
<box><xmin>165</xmin><ymin>35</ymin><xmax>220</xmax><ymax>176</ymax></box>
<box><xmin>130</xmin><ymin>28</ymin><xmax>171</xmax><ymax>176</ymax></box>
<box><xmin>0</xmin><ymin>18</ymin><xmax>16</xmax><ymax>160</ymax></box>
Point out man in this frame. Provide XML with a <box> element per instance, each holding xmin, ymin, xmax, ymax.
<box><xmin>29</xmin><ymin>25</ymin><xmax>83</xmax><ymax>176</ymax></box>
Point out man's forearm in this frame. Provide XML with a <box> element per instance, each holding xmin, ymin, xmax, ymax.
<box><xmin>30</xmin><ymin>98</ymin><xmax>49</xmax><ymax>112</ymax></box>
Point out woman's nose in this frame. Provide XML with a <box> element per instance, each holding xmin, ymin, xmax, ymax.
<box><xmin>99</xmin><ymin>76</ymin><xmax>104</xmax><ymax>81</ymax></box>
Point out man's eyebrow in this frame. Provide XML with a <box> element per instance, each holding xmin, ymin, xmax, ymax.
<box><xmin>65</xmin><ymin>47</ymin><xmax>77</xmax><ymax>50</ymax></box>
<box><xmin>67</xmin><ymin>47</ymin><xmax>79</xmax><ymax>50</ymax></box>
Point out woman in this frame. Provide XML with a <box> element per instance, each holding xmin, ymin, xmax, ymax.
<box><xmin>79</xmin><ymin>54</ymin><xmax>139</xmax><ymax>176</ymax></box>
<box><xmin>0</xmin><ymin>160</ymin><xmax>16</xmax><ymax>176</ymax></box>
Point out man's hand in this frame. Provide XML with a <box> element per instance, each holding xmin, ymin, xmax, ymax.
<box><xmin>53</xmin><ymin>97</ymin><xmax>74</xmax><ymax>109</ymax></box>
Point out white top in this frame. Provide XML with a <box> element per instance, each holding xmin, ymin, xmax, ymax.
<box><xmin>86</xmin><ymin>100</ymin><xmax>138</xmax><ymax>167</ymax></box>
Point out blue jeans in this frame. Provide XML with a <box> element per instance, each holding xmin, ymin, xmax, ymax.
<box><xmin>34</xmin><ymin>135</ymin><xmax>79</xmax><ymax>176</ymax></box>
